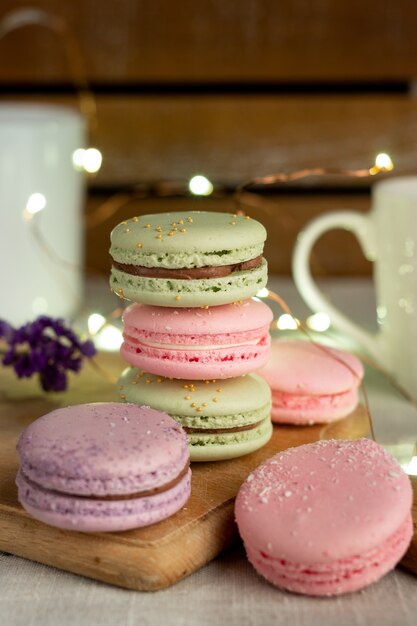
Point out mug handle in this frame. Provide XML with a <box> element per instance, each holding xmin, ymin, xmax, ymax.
<box><xmin>292</xmin><ymin>210</ymin><xmax>384</xmax><ymax>363</ymax></box>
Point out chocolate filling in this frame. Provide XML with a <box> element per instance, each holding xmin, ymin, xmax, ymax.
<box><xmin>112</xmin><ymin>255</ymin><xmax>264</xmax><ymax>280</ymax></box>
<box><xmin>21</xmin><ymin>461</ymin><xmax>190</xmax><ymax>502</ymax></box>
<box><xmin>183</xmin><ymin>420</ymin><xmax>264</xmax><ymax>435</ymax></box>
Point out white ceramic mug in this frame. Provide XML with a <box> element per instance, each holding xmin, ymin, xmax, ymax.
<box><xmin>292</xmin><ymin>176</ymin><xmax>417</xmax><ymax>395</ymax></box>
<box><xmin>0</xmin><ymin>103</ymin><xmax>86</xmax><ymax>325</ymax></box>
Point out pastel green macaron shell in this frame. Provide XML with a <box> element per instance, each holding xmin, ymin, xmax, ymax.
<box><xmin>117</xmin><ymin>369</ymin><xmax>272</xmax><ymax>461</ymax></box>
<box><xmin>110</xmin><ymin>259</ymin><xmax>267</xmax><ymax>307</ymax></box>
<box><xmin>110</xmin><ymin>211</ymin><xmax>266</xmax><ymax>269</ymax></box>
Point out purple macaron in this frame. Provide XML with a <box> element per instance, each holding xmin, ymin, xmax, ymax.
<box><xmin>16</xmin><ymin>402</ymin><xmax>191</xmax><ymax>532</ymax></box>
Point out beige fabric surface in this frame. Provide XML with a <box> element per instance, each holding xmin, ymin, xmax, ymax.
<box><xmin>1</xmin><ymin>547</ymin><xmax>417</xmax><ymax>626</ymax></box>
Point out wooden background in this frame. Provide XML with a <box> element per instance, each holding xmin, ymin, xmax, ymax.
<box><xmin>2</xmin><ymin>0</ymin><xmax>417</xmax><ymax>274</ymax></box>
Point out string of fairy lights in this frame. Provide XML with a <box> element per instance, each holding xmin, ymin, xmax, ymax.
<box><xmin>0</xmin><ymin>8</ymin><xmax>396</xmax><ymax>349</ymax></box>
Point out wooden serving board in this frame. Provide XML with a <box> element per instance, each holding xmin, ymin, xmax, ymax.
<box><xmin>0</xmin><ymin>353</ymin><xmax>416</xmax><ymax>590</ymax></box>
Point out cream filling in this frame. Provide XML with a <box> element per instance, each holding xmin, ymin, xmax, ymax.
<box><xmin>125</xmin><ymin>336</ymin><xmax>264</xmax><ymax>351</ymax></box>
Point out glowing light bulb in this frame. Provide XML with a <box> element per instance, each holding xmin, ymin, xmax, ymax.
<box><xmin>374</xmin><ymin>153</ymin><xmax>394</xmax><ymax>172</ymax></box>
<box><xmin>87</xmin><ymin>313</ymin><xmax>106</xmax><ymax>335</ymax></box>
<box><xmin>188</xmin><ymin>175</ymin><xmax>214</xmax><ymax>196</ymax></box>
<box><xmin>256</xmin><ymin>287</ymin><xmax>270</xmax><ymax>298</ymax></box>
<box><xmin>26</xmin><ymin>193</ymin><xmax>46</xmax><ymax>214</ymax></box>
<box><xmin>276</xmin><ymin>314</ymin><xmax>298</xmax><ymax>330</ymax></box>
<box><xmin>83</xmin><ymin>148</ymin><xmax>102</xmax><ymax>173</ymax></box>
<box><xmin>306</xmin><ymin>312</ymin><xmax>331</xmax><ymax>332</ymax></box>
<box><xmin>72</xmin><ymin>147</ymin><xmax>103</xmax><ymax>173</ymax></box>
<box><xmin>94</xmin><ymin>325</ymin><xmax>123</xmax><ymax>352</ymax></box>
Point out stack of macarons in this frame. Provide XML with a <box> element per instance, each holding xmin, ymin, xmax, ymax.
<box><xmin>110</xmin><ymin>210</ymin><xmax>274</xmax><ymax>461</ymax></box>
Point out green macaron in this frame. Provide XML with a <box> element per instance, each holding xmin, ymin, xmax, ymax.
<box><xmin>110</xmin><ymin>211</ymin><xmax>267</xmax><ymax>307</ymax></box>
<box><xmin>117</xmin><ymin>369</ymin><xmax>273</xmax><ymax>461</ymax></box>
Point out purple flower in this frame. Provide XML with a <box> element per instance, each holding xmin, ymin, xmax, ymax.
<box><xmin>0</xmin><ymin>315</ymin><xmax>97</xmax><ymax>392</ymax></box>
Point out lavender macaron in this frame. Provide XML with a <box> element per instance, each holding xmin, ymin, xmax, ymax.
<box><xmin>16</xmin><ymin>403</ymin><xmax>191</xmax><ymax>532</ymax></box>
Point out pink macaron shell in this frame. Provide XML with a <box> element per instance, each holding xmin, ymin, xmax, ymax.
<box><xmin>244</xmin><ymin>515</ymin><xmax>412</xmax><ymax>596</ymax></box>
<box><xmin>17</xmin><ymin>469</ymin><xmax>191</xmax><ymax>533</ymax></box>
<box><xmin>122</xmin><ymin>299</ymin><xmax>273</xmax><ymax>335</ymax></box>
<box><xmin>270</xmin><ymin>387</ymin><xmax>359</xmax><ymax>424</ymax></box>
<box><xmin>17</xmin><ymin>403</ymin><xmax>189</xmax><ymax>497</ymax></box>
<box><xmin>259</xmin><ymin>340</ymin><xmax>364</xmax><ymax>396</ymax></box>
<box><xmin>235</xmin><ymin>439</ymin><xmax>413</xmax><ymax>596</ymax></box>
<box><xmin>121</xmin><ymin>299</ymin><xmax>273</xmax><ymax>379</ymax></box>
<box><xmin>120</xmin><ymin>332</ymin><xmax>271</xmax><ymax>379</ymax></box>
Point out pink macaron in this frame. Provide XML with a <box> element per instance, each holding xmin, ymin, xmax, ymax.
<box><xmin>235</xmin><ymin>438</ymin><xmax>413</xmax><ymax>596</ymax></box>
<box><xmin>258</xmin><ymin>339</ymin><xmax>364</xmax><ymax>424</ymax></box>
<box><xmin>121</xmin><ymin>299</ymin><xmax>273</xmax><ymax>380</ymax></box>
<box><xmin>16</xmin><ymin>402</ymin><xmax>191</xmax><ymax>532</ymax></box>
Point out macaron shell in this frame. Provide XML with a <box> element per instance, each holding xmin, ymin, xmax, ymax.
<box><xmin>122</xmin><ymin>299</ymin><xmax>273</xmax><ymax>335</ymax></box>
<box><xmin>258</xmin><ymin>340</ymin><xmax>364</xmax><ymax>395</ymax></box>
<box><xmin>244</xmin><ymin>514</ymin><xmax>413</xmax><ymax>596</ymax></box>
<box><xmin>17</xmin><ymin>403</ymin><xmax>189</xmax><ymax>496</ymax></box>
<box><xmin>270</xmin><ymin>386</ymin><xmax>359</xmax><ymax>424</ymax></box>
<box><xmin>17</xmin><ymin>469</ymin><xmax>191</xmax><ymax>533</ymax></box>
<box><xmin>110</xmin><ymin>211</ymin><xmax>266</xmax><ymax>267</ymax></box>
<box><xmin>118</xmin><ymin>370</ymin><xmax>271</xmax><ymax>419</ymax></box>
<box><xmin>110</xmin><ymin>260</ymin><xmax>268</xmax><ymax>307</ymax></box>
<box><xmin>120</xmin><ymin>335</ymin><xmax>271</xmax><ymax>380</ymax></box>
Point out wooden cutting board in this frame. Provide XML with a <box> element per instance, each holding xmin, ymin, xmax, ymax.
<box><xmin>0</xmin><ymin>352</ymin><xmax>415</xmax><ymax>590</ymax></box>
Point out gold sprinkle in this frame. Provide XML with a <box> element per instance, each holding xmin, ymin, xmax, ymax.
<box><xmin>204</xmin><ymin>380</ymin><xmax>210</xmax><ymax>384</ymax></box>
<box><xmin>232</xmin><ymin>214</ymin><xmax>237</xmax><ymax>217</ymax></box>
<box><xmin>184</xmin><ymin>395</ymin><xmax>191</xmax><ymax>400</ymax></box>
<box><xmin>212</xmin><ymin>397</ymin><xmax>218</xmax><ymax>402</ymax></box>
<box><xmin>201</xmin><ymin>305</ymin><xmax>209</xmax><ymax>309</ymax></box>
<box><xmin>136</xmin><ymin>242</ymin><xmax>143</xmax><ymax>248</ymax></box>
<box><xmin>171</xmin><ymin>222</ymin><xmax>177</xmax><ymax>227</ymax></box>
<box><xmin>181</xmin><ymin>228</ymin><xmax>187</xmax><ymax>233</ymax></box>
<box><xmin>156</xmin><ymin>234</ymin><xmax>163</xmax><ymax>239</ymax></box>
<box><xmin>202</xmin><ymin>402</ymin><xmax>207</xmax><ymax>407</ymax></box>
<box><xmin>212</xmin><ymin>380</ymin><xmax>216</xmax><ymax>383</ymax></box>
<box><xmin>230</xmin><ymin>221</ymin><xmax>236</xmax><ymax>225</ymax></box>
<box><xmin>117</xmin><ymin>288</ymin><xmax>124</xmax><ymax>296</ymax></box>
<box><xmin>178</xmin><ymin>219</ymin><xmax>184</xmax><ymax>224</ymax></box>
<box><xmin>156</xmin><ymin>226</ymin><xmax>162</xmax><ymax>232</ymax></box>
<box><xmin>145</xmin><ymin>379</ymin><xmax>152</xmax><ymax>384</ymax></box>
<box><xmin>157</xmin><ymin>378</ymin><xmax>163</xmax><ymax>383</ymax></box>
<box><xmin>131</xmin><ymin>380</ymin><xmax>137</xmax><ymax>385</ymax></box>
<box><xmin>183</xmin><ymin>384</ymin><xmax>189</xmax><ymax>389</ymax></box>
<box><xmin>124</xmin><ymin>228</ymin><xmax>130</xmax><ymax>233</ymax></box>
<box><xmin>217</xmin><ymin>388</ymin><xmax>222</xmax><ymax>392</ymax></box>
<box><xmin>121</xmin><ymin>221</ymin><xmax>128</xmax><ymax>225</ymax></box>
<box><xmin>196</xmin><ymin>407</ymin><xmax>202</xmax><ymax>412</ymax></box>
<box><xmin>120</xmin><ymin>394</ymin><xmax>126</xmax><ymax>400</ymax></box>
<box><xmin>132</xmin><ymin>216</ymin><xmax>139</xmax><ymax>222</ymax></box>
<box><xmin>168</xmin><ymin>231</ymin><xmax>174</xmax><ymax>236</ymax></box>
<box><xmin>119</xmin><ymin>385</ymin><xmax>124</xmax><ymax>390</ymax></box>
<box><xmin>145</xmin><ymin>224</ymin><xmax>151</xmax><ymax>228</ymax></box>
<box><xmin>110</xmin><ymin>287</ymin><xmax>114</xmax><ymax>293</ymax></box>
<box><xmin>173</xmin><ymin>227</ymin><xmax>178</xmax><ymax>231</ymax></box>
<box><xmin>187</xmin><ymin>216</ymin><xmax>193</xmax><ymax>222</ymax></box>
<box><xmin>245</xmin><ymin>215</ymin><xmax>251</xmax><ymax>219</ymax></box>
<box><xmin>191</xmin><ymin>402</ymin><xmax>197</xmax><ymax>408</ymax></box>
<box><xmin>175</xmin><ymin>295</ymin><xmax>181</xmax><ymax>301</ymax></box>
